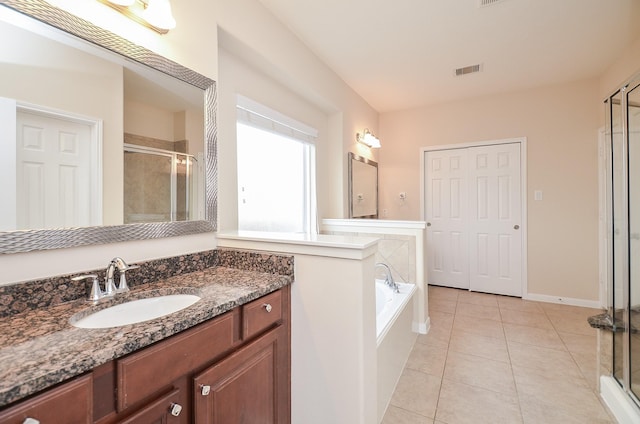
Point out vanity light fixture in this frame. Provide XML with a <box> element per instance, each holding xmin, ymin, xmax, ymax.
<box><xmin>356</xmin><ymin>129</ymin><xmax>381</xmax><ymax>148</ymax></box>
<box><xmin>98</xmin><ymin>0</ymin><xmax>176</xmax><ymax>34</ymax></box>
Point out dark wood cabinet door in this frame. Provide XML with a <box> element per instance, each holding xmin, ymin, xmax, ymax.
<box><xmin>0</xmin><ymin>374</ymin><xmax>92</xmax><ymax>424</ymax></box>
<box><xmin>118</xmin><ymin>388</ymin><xmax>184</xmax><ymax>424</ymax></box>
<box><xmin>193</xmin><ymin>326</ymin><xmax>289</xmax><ymax>424</ymax></box>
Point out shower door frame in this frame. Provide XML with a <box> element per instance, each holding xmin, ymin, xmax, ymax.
<box><xmin>124</xmin><ymin>144</ymin><xmax>197</xmax><ymax>223</ymax></box>
<box><xmin>603</xmin><ymin>73</ymin><xmax>640</xmax><ymax>417</ymax></box>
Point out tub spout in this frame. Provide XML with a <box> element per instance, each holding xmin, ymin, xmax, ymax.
<box><xmin>376</xmin><ymin>262</ymin><xmax>399</xmax><ymax>293</ymax></box>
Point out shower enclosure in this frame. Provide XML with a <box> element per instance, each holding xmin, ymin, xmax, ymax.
<box><xmin>601</xmin><ymin>73</ymin><xmax>640</xmax><ymax>419</ymax></box>
<box><xmin>123</xmin><ymin>144</ymin><xmax>199</xmax><ymax>224</ymax></box>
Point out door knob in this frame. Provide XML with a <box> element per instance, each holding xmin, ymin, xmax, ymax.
<box><xmin>427</xmin><ymin>222</ymin><xmax>431</xmax><ymax>227</ymax></box>
<box><xmin>514</xmin><ymin>225</ymin><xmax>520</xmax><ymax>230</ymax></box>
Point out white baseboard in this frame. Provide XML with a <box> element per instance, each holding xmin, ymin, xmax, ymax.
<box><xmin>413</xmin><ymin>317</ymin><xmax>430</xmax><ymax>335</ymax></box>
<box><xmin>524</xmin><ymin>292</ymin><xmax>602</xmax><ymax>309</ymax></box>
<box><xmin>600</xmin><ymin>376</ymin><xmax>640</xmax><ymax>423</ymax></box>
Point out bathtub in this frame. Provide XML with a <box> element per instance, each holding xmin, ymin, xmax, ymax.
<box><xmin>376</xmin><ymin>278</ymin><xmax>417</xmax><ymax>422</ymax></box>
<box><xmin>375</xmin><ymin>279</ymin><xmax>416</xmax><ymax>344</ymax></box>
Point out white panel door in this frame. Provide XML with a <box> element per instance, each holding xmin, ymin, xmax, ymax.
<box><xmin>16</xmin><ymin>110</ymin><xmax>93</xmax><ymax>230</ymax></box>
<box><xmin>467</xmin><ymin>143</ymin><xmax>522</xmax><ymax>296</ymax></box>
<box><xmin>424</xmin><ymin>149</ymin><xmax>469</xmax><ymax>289</ymax></box>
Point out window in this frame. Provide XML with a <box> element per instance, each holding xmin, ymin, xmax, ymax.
<box><xmin>236</xmin><ymin>96</ymin><xmax>317</xmax><ymax>233</ymax></box>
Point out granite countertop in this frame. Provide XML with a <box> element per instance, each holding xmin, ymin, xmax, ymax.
<box><xmin>0</xmin><ymin>266</ymin><xmax>293</xmax><ymax>408</ymax></box>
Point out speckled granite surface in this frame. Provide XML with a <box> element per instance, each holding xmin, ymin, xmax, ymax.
<box><xmin>0</xmin><ymin>248</ymin><xmax>293</xmax><ymax>318</ymax></box>
<box><xmin>0</xmin><ymin>248</ymin><xmax>294</xmax><ymax>407</ymax></box>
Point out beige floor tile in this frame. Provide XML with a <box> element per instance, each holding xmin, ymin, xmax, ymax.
<box><xmin>428</xmin><ymin>310</ymin><xmax>455</xmax><ymax>328</ymax></box>
<box><xmin>435</xmin><ymin>379</ymin><xmax>522</xmax><ymax>424</ymax></box>
<box><xmin>514</xmin><ymin>365</ymin><xmax>612</xmax><ymax>423</ymax></box>
<box><xmin>457</xmin><ymin>290</ymin><xmax>498</xmax><ymax>307</ymax></box>
<box><xmin>558</xmin><ymin>331</ymin><xmax>596</xmax><ymax>355</ymax></box>
<box><xmin>429</xmin><ymin>299</ymin><xmax>457</xmax><ymax>314</ymax></box>
<box><xmin>390</xmin><ymin>369</ymin><xmax>441</xmax><ymax>419</ymax></box>
<box><xmin>570</xmin><ymin>350</ymin><xmax>599</xmax><ymax>389</ymax></box>
<box><xmin>449</xmin><ymin>329</ymin><xmax>509</xmax><ymax>362</ymax></box>
<box><xmin>424</xmin><ymin>323</ymin><xmax>452</xmax><ymax>346</ymax></box>
<box><xmin>507</xmin><ymin>341</ymin><xmax>585</xmax><ymax>379</ymax></box>
<box><xmin>497</xmin><ymin>296</ymin><xmax>544</xmax><ymax>313</ymax></box>
<box><xmin>452</xmin><ymin>313</ymin><xmax>505</xmax><ymax>339</ymax></box>
<box><xmin>382</xmin><ymin>405</ymin><xmax>433</xmax><ymax>424</ymax></box>
<box><xmin>416</xmin><ymin>331</ymin><xmax>449</xmax><ymax>350</ymax></box>
<box><xmin>500</xmin><ymin>308</ymin><xmax>554</xmax><ymax>329</ymax></box>
<box><xmin>503</xmin><ymin>322</ymin><xmax>566</xmax><ymax>350</ymax></box>
<box><xmin>385</xmin><ymin>294</ymin><xmax>610</xmax><ymax>424</ymax></box>
<box><xmin>428</xmin><ymin>285</ymin><xmax>460</xmax><ymax>302</ymax></box>
<box><xmin>520</xmin><ymin>397</ymin><xmax>613</xmax><ymax>424</ymax></box>
<box><xmin>443</xmin><ymin>350</ymin><xmax>516</xmax><ymax>395</ymax></box>
<box><xmin>545</xmin><ymin>310</ymin><xmax>598</xmax><ymax>336</ymax></box>
<box><xmin>406</xmin><ymin>342</ymin><xmax>448</xmax><ymax>378</ymax></box>
<box><xmin>456</xmin><ymin>302</ymin><xmax>501</xmax><ymax>321</ymax></box>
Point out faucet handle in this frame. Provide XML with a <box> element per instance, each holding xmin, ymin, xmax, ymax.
<box><xmin>72</xmin><ymin>274</ymin><xmax>102</xmax><ymax>302</ymax></box>
<box><xmin>116</xmin><ymin>264</ymin><xmax>139</xmax><ymax>293</ymax></box>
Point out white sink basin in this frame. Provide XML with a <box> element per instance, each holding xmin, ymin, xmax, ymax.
<box><xmin>71</xmin><ymin>294</ymin><xmax>201</xmax><ymax>329</ymax></box>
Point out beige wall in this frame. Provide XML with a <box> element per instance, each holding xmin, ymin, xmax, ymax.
<box><xmin>379</xmin><ymin>78</ymin><xmax>602</xmax><ymax>301</ymax></box>
<box><xmin>0</xmin><ymin>0</ymin><xmax>378</xmax><ymax>285</ymax></box>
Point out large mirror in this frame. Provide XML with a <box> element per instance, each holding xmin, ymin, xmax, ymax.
<box><xmin>0</xmin><ymin>0</ymin><xmax>216</xmax><ymax>253</ymax></box>
<box><xmin>348</xmin><ymin>152</ymin><xmax>378</xmax><ymax>219</ymax></box>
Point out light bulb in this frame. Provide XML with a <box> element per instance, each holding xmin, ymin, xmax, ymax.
<box><xmin>142</xmin><ymin>0</ymin><xmax>176</xmax><ymax>30</ymax></box>
<box><xmin>108</xmin><ymin>0</ymin><xmax>135</xmax><ymax>5</ymax></box>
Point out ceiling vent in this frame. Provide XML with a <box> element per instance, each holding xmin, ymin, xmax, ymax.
<box><xmin>455</xmin><ymin>64</ymin><xmax>482</xmax><ymax>77</ymax></box>
<box><xmin>479</xmin><ymin>0</ymin><xmax>504</xmax><ymax>7</ymax></box>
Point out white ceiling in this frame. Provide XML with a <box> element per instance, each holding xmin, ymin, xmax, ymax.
<box><xmin>257</xmin><ymin>0</ymin><xmax>640</xmax><ymax>112</ymax></box>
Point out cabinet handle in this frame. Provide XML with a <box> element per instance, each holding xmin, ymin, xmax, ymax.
<box><xmin>263</xmin><ymin>303</ymin><xmax>272</xmax><ymax>313</ymax></box>
<box><xmin>23</xmin><ymin>419</ymin><xmax>40</xmax><ymax>424</ymax></box>
<box><xmin>170</xmin><ymin>403</ymin><xmax>183</xmax><ymax>417</ymax></box>
<box><xmin>200</xmin><ymin>384</ymin><xmax>211</xmax><ymax>396</ymax></box>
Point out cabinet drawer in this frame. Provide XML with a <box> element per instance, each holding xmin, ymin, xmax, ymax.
<box><xmin>0</xmin><ymin>374</ymin><xmax>92</xmax><ymax>424</ymax></box>
<box><xmin>243</xmin><ymin>289</ymin><xmax>283</xmax><ymax>339</ymax></box>
<box><xmin>118</xmin><ymin>388</ymin><xmax>183</xmax><ymax>424</ymax></box>
<box><xmin>117</xmin><ymin>311</ymin><xmax>236</xmax><ymax>411</ymax></box>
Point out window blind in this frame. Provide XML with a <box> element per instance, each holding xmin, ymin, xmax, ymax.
<box><xmin>236</xmin><ymin>95</ymin><xmax>318</xmax><ymax>144</ymax></box>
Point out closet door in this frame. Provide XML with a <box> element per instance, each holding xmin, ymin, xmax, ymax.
<box><xmin>424</xmin><ymin>142</ymin><xmax>523</xmax><ymax>296</ymax></box>
<box><xmin>467</xmin><ymin>143</ymin><xmax>522</xmax><ymax>296</ymax></box>
<box><xmin>424</xmin><ymin>149</ymin><xmax>469</xmax><ymax>289</ymax></box>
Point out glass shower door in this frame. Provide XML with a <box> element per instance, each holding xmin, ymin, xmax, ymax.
<box><xmin>610</xmin><ymin>89</ymin><xmax>626</xmax><ymax>387</ymax></box>
<box><xmin>628</xmin><ymin>81</ymin><xmax>640</xmax><ymax>398</ymax></box>
<box><xmin>608</xmin><ymin>76</ymin><xmax>640</xmax><ymax>405</ymax></box>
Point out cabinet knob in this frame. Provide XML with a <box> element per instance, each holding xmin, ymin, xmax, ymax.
<box><xmin>170</xmin><ymin>403</ymin><xmax>182</xmax><ymax>417</ymax></box>
<box><xmin>263</xmin><ymin>303</ymin><xmax>272</xmax><ymax>313</ymax></box>
<box><xmin>200</xmin><ymin>384</ymin><xmax>211</xmax><ymax>396</ymax></box>
<box><xmin>23</xmin><ymin>419</ymin><xmax>40</xmax><ymax>424</ymax></box>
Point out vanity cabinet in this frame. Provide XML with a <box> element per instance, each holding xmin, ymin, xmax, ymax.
<box><xmin>193</xmin><ymin>289</ymin><xmax>289</xmax><ymax>423</ymax></box>
<box><xmin>0</xmin><ymin>286</ymin><xmax>291</xmax><ymax>424</ymax></box>
<box><xmin>0</xmin><ymin>374</ymin><xmax>93</xmax><ymax>424</ymax></box>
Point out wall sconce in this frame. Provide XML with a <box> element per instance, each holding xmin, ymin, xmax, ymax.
<box><xmin>97</xmin><ymin>0</ymin><xmax>176</xmax><ymax>34</ymax></box>
<box><xmin>356</xmin><ymin>129</ymin><xmax>381</xmax><ymax>148</ymax></box>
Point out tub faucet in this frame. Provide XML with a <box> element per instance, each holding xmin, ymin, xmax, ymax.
<box><xmin>376</xmin><ymin>262</ymin><xmax>399</xmax><ymax>293</ymax></box>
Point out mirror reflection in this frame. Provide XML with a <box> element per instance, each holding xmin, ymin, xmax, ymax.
<box><xmin>348</xmin><ymin>152</ymin><xmax>378</xmax><ymax>218</ymax></box>
<box><xmin>0</xmin><ymin>17</ymin><xmax>204</xmax><ymax>231</ymax></box>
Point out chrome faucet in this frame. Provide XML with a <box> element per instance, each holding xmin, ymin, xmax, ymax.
<box><xmin>72</xmin><ymin>257</ymin><xmax>139</xmax><ymax>302</ymax></box>
<box><xmin>376</xmin><ymin>262</ymin><xmax>399</xmax><ymax>293</ymax></box>
<box><xmin>106</xmin><ymin>257</ymin><xmax>139</xmax><ymax>294</ymax></box>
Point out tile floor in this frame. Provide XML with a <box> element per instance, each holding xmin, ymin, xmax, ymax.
<box><xmin>381</xmin><ymin>285</ymin><xmax>615</xmax><ymax>424</ymax></box>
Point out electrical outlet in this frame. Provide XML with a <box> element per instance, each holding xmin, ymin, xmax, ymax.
<box><xmin>382</xmin><ymin>209</ymin><xmax>388</xmax><ymax>217</ymax></box>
